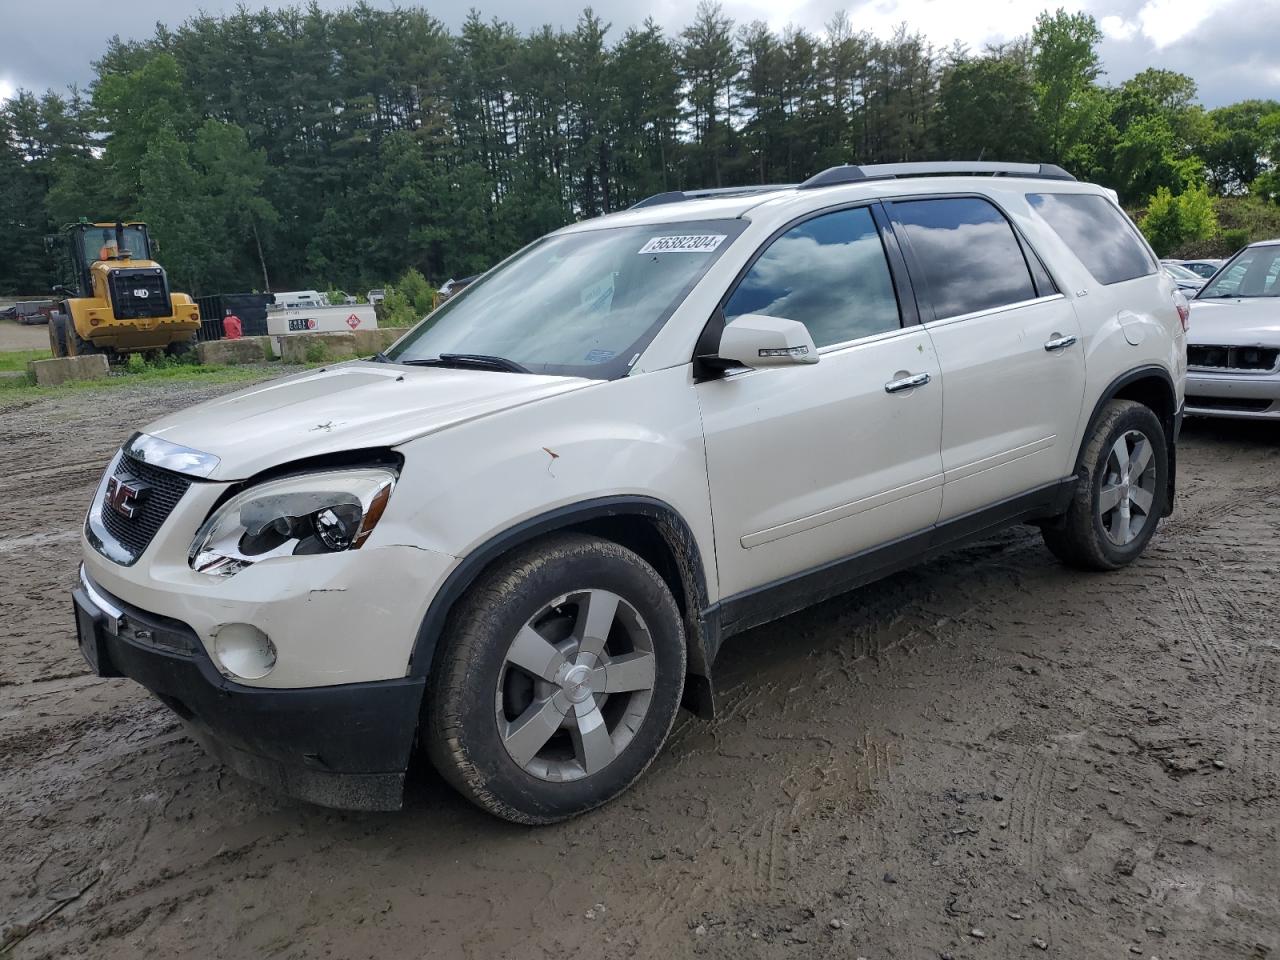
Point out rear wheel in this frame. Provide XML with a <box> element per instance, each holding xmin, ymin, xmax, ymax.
<box><xmin>165</xmin><ymin>338</ymin><xmax>196</xmax><ymax>359</ymax></box>
<box><xmin>426</xmin><ymin>534</ymin><xmax>686</xmax><ymax>824</ymax></box>
<box><xmin>67</xmin><ymin>322</ymin><xmax>103</xmax><ymax>358</ymax></box>
<box><xmin>1042</xmin><ymin>399</ymin><xmax>1167</xmax><ymax>570</ymax></box>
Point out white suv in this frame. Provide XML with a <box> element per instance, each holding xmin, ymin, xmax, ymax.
<box><xmin>74</xmin><ymin>161</ymin><xmax>1187</xmax><ymax>823</ymax></box>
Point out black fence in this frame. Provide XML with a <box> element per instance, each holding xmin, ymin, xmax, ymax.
<box><xmin>195</xmin><ymin>293</ymin><xmax>272</xmax><ymax>340</ymax></box>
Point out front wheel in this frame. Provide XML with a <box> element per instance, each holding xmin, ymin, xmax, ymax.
<box><xmin>1042</xmin><ymin>399</ymin><xmax>1168</xmax><ymax>570</ymax></box>
<box><xmin>425</xmin><ymin>534</ymin><xmax>686</xmax><ymax>824</ymax></box>
<box><xmin>48</xmin><ymin>313</ymin><xmax>69</xmax><ymax>357</ymax></box>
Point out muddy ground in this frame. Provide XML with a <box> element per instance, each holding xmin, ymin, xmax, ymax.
<box><xmin>1</xmin><ymin>378</ymin><xmax>1277</xmax><ymax>960</ymax></box>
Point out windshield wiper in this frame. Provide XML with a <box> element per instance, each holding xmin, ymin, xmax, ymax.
<box><xmin>395</xmin><ymin>353</ymin><xmax>531</xmax><ymax>374</ymax></box>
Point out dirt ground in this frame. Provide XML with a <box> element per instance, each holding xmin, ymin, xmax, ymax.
<box><xmin>0</xmin><ymin>319</ymin><xmax>52</xmax><ymax>353</ymax></box>
<box><xmin>1</xmin><ymin>378</ymin><xmax>1277</xmax><ymax>960</ymax></box>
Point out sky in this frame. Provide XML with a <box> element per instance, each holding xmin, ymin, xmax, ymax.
<box><xmin>2</xmin><ymin>0</ymin><xmax>1278</xmax><ymax>109</ymax></box>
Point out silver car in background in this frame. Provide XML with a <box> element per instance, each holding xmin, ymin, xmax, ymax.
<box><xmin>1185</xmin><ymin>240</ymin><xmax>1280</xmax><ymax>419</ymax></box>
<box><xmin>1161</xmin><ymin>261</ymin><xmax>1206</xmax><ymax>294</ymax></box>
<box><xmin>1174</xmin><ymin>258</ymin><xmax>1226</xmax><ymax>280</ymax></box>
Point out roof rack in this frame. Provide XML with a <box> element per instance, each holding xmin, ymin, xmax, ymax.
<box><xmin>629</xmin><ymin>184</ymin><xmax>796</xmax><ymax>210</ymax></box>
<box><xmin>798</xmin><ymin>161</ymin><xmax>1076</xmax><ymax>190</ymax></box>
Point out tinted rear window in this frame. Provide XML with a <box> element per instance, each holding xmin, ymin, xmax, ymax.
<box><xmin>891</xmin><ymin>197</ymin><xmax>1038</xmax><ymax>320</ymax></box>
<box><xmin>1027</xmin><ymin>193</ymin><xmax>1155</xmax><ymax>286</ymax></box>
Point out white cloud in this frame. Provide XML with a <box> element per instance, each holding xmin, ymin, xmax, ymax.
<box><xmin>1100</xmin><ymin>15</ymin><xmax>1137</xmax><ymax>41</ymax></box>
<box><xmin>0</xmin><ymin>76</ymin><xmax>15</xmax><ymax>104</ymax></box>
<box><xmin>1136</xmin><ymin>0</ymin><xmax>1214</xmax><ymax>48</ymax></box>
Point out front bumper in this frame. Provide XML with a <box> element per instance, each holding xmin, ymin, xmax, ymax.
<box><xmin>74</xmin><ymin>569</ymin><xmax>424</xmax><ymax>810</ymax></box>
<box><xmin>1185</xmin><ymin>368</ymin><xmax>1280</xmax><ymax>420</ymax></box>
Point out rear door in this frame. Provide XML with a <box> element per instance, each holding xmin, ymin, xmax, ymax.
<box><xmin>696</xmin><ymin>203</ymin><xmax>944</xmax><ymax>601</ymax></box>
<box><xmin>886</xmin><ymin>195</ymin><xmax>1086</xmax><ymax>521</ymax></box>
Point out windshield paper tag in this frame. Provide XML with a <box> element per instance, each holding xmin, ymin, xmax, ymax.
<box><xmin>638</xmin><ymin>234</ymin><xmax>727</xmax><ymax>255</ymax></box>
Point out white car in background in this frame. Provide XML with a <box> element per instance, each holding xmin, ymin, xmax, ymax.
<box><xmin>1185</xmin><ymin>240</ymin><xmax>1280</xmax><ymax>419</ymax></box>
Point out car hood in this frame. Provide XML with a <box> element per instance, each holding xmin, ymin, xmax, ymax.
<box><xmin>1188</xmin><ymin>298</ymin><xmax>1280</xmax><ymax>346</ymax></box>
<box><xmin>141</xmin><ymin>362</ymin><xmax>596</xmax><ymax>480</ymax></box>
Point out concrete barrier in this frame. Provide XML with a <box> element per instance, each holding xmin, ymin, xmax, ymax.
<box><xmin>280</xmin><ymin>332</ymin><xmax>357</xmax><ymax>364</ymax></box>
<box><xmin>27</xmin><ymin>355</ymin><xmax>109</xmax><ymax>386</ymax></box>
<box><xmin>196</xmin><ymin>336</ymin><xmax>272</xmax><ymax>366</ymax></box>
<box><xmin>353</xmin><ymin>327</ymin><xmax>404</xmax><ymax>356</ymax></box>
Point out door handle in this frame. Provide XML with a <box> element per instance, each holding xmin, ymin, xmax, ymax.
<box><xmin>884</xmin><ymin>371</ymin><xmax>931</xmax><ymax>393</ymax></box>
<box><xmin>1044</xmin><ymin>334</ymin><xmax>1078</xmax><ymax>352</ymax></box>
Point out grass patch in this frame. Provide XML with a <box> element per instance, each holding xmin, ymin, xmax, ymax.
<box><xmin>0</xmin><ymin>349</ymin><xmax>52</xmax><ymax>372</ymax></box>
<box><xmin>0</xmin><ymin>359</ymin><xmax>294</xmax><ymax>405</ymax></box>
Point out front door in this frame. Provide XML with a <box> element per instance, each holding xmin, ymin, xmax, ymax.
<box><xmin>696</xmin><ymin>204</ymin><xmax>944</xmax><ymax>603</ymax></box>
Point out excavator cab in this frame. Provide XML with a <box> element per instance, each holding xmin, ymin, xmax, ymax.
<box><xmin>47</xmin><ymin>220</ymin><xmax>200</xmax><ymax>362</ymax></box>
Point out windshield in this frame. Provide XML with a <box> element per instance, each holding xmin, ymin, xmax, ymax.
<box><xmin>1163</xmin><ymin>263</ymin><xmax>1201</xmax><ymax>281</ymax></box>
<box><xmin>83</xmin><ymin>225</ymin><xmax>148</xmax><ymax>263</ymax></box>
<box><xmin>1198</xmin><ymin>245</ymin><xmax>1280</xmax><ymax>299</ymax></box>
<box><xmin>387</xmin><ymin>219</ymin><xmax>746</xmax><ymax>379</ymax></box>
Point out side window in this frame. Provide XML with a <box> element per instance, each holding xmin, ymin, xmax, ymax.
<box><xmin>890</xmin><ymin>197</ymin><xmax>1038</xmax><ymax>321</ymax></box>
<box><xmin>1027</xmin><ymin>192</ymin><xmax>1157</xmax><ymax>285</ymax></box>
<box><xmin>724</xmin><ymin>206</ymin><xmax>901</xmax><ymax>348</ymax></box>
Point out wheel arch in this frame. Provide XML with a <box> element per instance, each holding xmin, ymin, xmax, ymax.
<box><xmin>408</xmin><ymin>496</ymin><xmax>720</xmax><ymax>717</ymax></box>
<box><xmin>1075</xmin><ymin>365</ymin><xmax>1180</xmax><ymax>517</ymax></box>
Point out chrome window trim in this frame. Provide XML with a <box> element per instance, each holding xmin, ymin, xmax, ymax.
<box><xmin>921</xmin><ymin>293</ymin><xmax>1066</xmax><ymax>331</ymax></box>
<box><xmin>817</xmin><ymin>322</ymin><xmax>927</xmax><ymax>356</ymax></box>
<box><xmin>125</xmin><ymin>432</ymin><xmax>221</xmax><ymax>479</ymax></box>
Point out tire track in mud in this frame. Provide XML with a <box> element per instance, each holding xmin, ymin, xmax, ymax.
<box><xmin>1010</xmin><ymin>747</ymin><xmax>1059</xmax><ymax>877</ymax></box>
<box><xmin>559</xmin><ymin>535</ymin><xmax>1046</xmax><ymax>958</ymax></box>
<box><xmin>0</xmin><ymin>459</ymin><xmax>106</xmax><ymax>495</ymax></box>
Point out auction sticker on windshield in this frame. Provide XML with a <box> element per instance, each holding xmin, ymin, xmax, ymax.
<box><xmin>638</xmin><ymin>234</ymin><xmax>727</xmax><ymax>254</ymax></box>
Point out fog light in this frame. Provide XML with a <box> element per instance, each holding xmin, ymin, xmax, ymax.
<box><xmin>210</xmin><ymin>623</ymin><xmax>277</xmax><ymax>680</ymax></box>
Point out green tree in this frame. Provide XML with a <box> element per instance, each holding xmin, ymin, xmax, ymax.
<box><xmin>94</xmin><ymin>52</ymin><xmax>198</xmax><ymax>210</ymax></box>
<box><xmin>680</xmin><ymin>1</ymin><xmax>739</xmax><ymax>186</ymax></box>
<box><xmin>1139</xmin><ymin>183</ymin><xmax>1217</xmax><ymax>255</ymax></box>
<box><xmin>191</xmin><ymin>120</ymin><xmax>279</xmax><ymax>292</ymax></box>
<box><xmin>1031</xmin><ymin>9</ymin><xmax>1103</xmax><ymax>163</ymax></box>
<box><xmin>938</xmin><ymin>53</ymin><xmax>1038</xmax><ymax>161</ymax></box>
<box><xmin>139</xmin><ymin>127</ymin><xmax>215</xmax><ymax>294</ymax></box>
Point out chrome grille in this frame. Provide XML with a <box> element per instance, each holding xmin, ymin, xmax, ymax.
<box><xmin>97</xmin><ymin>454</ymin><xmax>192</xmax><ymax>561</ymax></box>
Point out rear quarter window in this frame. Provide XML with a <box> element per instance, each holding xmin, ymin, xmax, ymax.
<box><xmin>1027</xmin><ymin>193</ymin><xmax>1155</xmax><ymax>286</ymax></box>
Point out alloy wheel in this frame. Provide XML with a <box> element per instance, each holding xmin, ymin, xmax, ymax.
<box><xmin>1098</xmin><ymin>429</ymin><xmax>1158</xmax><ymax>546</ymax></box>
<box><xmin>495</xmin><ymin>588</ymin><xmax>657</xmax><ymax>782</ymax></box>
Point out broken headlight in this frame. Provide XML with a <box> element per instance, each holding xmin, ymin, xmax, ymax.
<box><xmin>189</xmin><ymin>468</ymin><xmax>396</xmax><ymax>578</ymax></box>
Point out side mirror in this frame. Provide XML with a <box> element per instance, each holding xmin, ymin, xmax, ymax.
<box><xmin>51</xmin><ymin>284</ymin><xmax>67</xmax><ymax>296</ymax></box>
<box><xmin>150</xmin><ymin>238</ymin><xmax>160</xmax><ymax>254</ymax></box>
<box><xmin>716</xmin><ymin>313</ymin><xmax>819</xmax><ymax>369</ymax></box>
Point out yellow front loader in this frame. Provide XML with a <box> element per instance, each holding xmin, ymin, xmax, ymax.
<box><xmin>47</xmin><ymin>221</ymin><xmax>200</xmax><ymax>362</ymax></box>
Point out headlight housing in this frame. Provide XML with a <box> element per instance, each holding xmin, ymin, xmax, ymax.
<box><xmin>189</xmin><ymin>468</ymin><xmax>396</xmax><ymax>578</ymax></box>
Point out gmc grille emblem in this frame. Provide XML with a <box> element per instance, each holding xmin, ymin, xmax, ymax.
<box><xmin>132</xmin><ymin>288</ymin><xmax>150</xmax><ymax>299</ymax></box>
<box><xmin>105</xmin><ymin>475</ymin><xmax>150</xmax><ymax>519</ymax></box>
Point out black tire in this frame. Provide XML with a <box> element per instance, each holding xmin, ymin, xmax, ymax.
<box><xmin>48</xmin><ymin>313</ymin><xmax>69</xmax><ymax>358</ymax></box>
<box><xmin>1043</xmin><ymin>399</ymin><xmax>1168</xmax><ymax>571</ymax></box>
<box><xmin>166</xmin><ymin>338</ymin><xmax>196</xmax><ymax>358</ymax></box>
<box><xmin>68</xmin><ymin>323</ymin><xmax>102</xmax><ymax>357</ymax></box>
<box><xmin>426</xmin><ymin>533</ymin><xmax>686</xmax><ymax>824</ymax></box>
